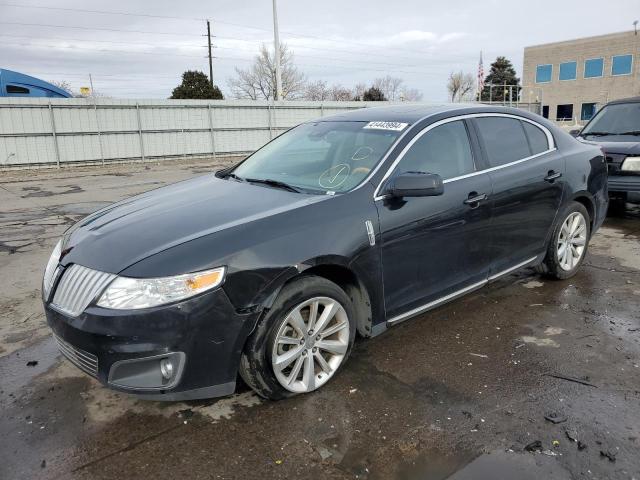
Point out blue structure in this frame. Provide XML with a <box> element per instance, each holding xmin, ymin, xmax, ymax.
<box><xmin>0</xmin><ymin>69</ymin><xmax>72</xmax><ymax>98</ymax></box>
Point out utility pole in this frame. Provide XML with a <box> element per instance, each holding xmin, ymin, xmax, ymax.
<box><xmin>272</xmin><ymin>0</ymin><xmax>282</xmax><ymax>101</ymax></box>
<box><xmin>89</xmin><ymin>73</ymin><xmax>95</xmax><ymax>96</ymax></box>
<box><xmin>206</xmin><ymin>19</ymin><xmax>214</xmax><ymax>87</ymax></box>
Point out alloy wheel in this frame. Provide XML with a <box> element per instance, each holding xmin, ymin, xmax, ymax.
<box><xmin>271</xmin><ymin>296</ymin><xmax>350</xmax><ymax>393</ymax></box>
<box><xmin>557</xmin><ymin>211</ymin><xmax>587</xmax><ymax>271</ymax></box>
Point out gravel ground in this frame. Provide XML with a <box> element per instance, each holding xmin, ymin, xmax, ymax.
<box><xmin>1</xmin><ymin>159</ymin><xmax>639</xmax><ymax>480</ymax></box>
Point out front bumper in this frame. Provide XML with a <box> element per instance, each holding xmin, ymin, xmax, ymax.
<box><xmin>608</xmin><ymin>174</ymin><xmax>640</xmax><ymax>193</ymax></box>
<box><xmin>44</xmin><ymin>288</ymin><xmax>260</xmax><ymax>400</ymax></box>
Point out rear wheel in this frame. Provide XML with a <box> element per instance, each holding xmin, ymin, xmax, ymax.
<box><xmin>536</xmin><ymin>201</ymin><xmax>590</xmax><ymax>279</ymax></box>
<box><xmin>239</xmin><ymin>276</ymin><xmax>356</xmax><ymax>400</ymax></box>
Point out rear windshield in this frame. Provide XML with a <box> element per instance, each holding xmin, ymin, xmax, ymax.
<box><xmin>232</xmin><ymin>121</ymin><xmax>405</xmax><ymax>193</ymax></box>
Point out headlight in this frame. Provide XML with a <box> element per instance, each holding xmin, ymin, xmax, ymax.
<box><xmin>96</xmin><ymin>266</ymin><xmax>226</xmax><ymax>310</ymax></box>
<box><xmin>621</xmin><ymin>156</ymin><xmax>640</xmax><ymax>172</ymax></box>
<box><xmin>43</xmin><ymin>239</ymin><xmax>62</xmax><ymax>300</ymax></box>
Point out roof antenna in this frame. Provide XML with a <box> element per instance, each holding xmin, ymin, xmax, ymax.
<box><xmin>634</xmin><ymin>20</ymin><xmax>638</xmax><ymax>35</ymax></box>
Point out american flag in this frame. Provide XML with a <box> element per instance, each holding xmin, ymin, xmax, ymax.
<box><xmin>477</xmin><ymin>51</ymin><xmax>484</xmax><ymax>99</ymax></box>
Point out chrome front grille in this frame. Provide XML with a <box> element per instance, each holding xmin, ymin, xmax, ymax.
<box><xmin>51</xmin><ymin>264</ymin><xmax>116</xmax><ymax>317</ymax></box>
<box><xmin>54</xmin><ymin>334</ymin><xmax>99</xmax><ymax>377</ymax></box>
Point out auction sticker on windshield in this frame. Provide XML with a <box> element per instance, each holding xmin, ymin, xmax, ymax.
<box><xmin>363</xmin><ymin>121</ymin><xmax>408</xmax><ymax>131</ymax></box>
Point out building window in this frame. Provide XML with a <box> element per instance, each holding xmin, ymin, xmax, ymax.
<box><xmin>542</xmin><ymin>105</ymin><xmax>549</xmax><ymax>119</ymax></box>
<box><xmin>584</xmin><ymin>58</ymin><xmax>604</xmax><ymax>78</ymax></box>
<box><xmin>559</xmin><ymin>61</ymin><xmax>577</xmax><ymax>81</ymax></box>
<box><xmin>556</xmin><ymin>104</ymin><xmax>574</xmax><ymax>121</ymax></box>
<box><xmin>535</xmin><ymin>64</ymin><xmax>552</xmax><ymax>83</ymax></box>
<box><xmin>611</xmin><ymin>54</ymin><xmax>633</xmax><ymax>76</ymax></box>
<box><xmin>581</xmin><ymin>103</ymin><xmax>597</xmax><ymax>121</ymax></box>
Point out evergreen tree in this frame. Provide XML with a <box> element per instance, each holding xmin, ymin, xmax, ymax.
<box><xmin>480</xmin><ymin>57</ymin><xmax>520</xmax><ymax>102</ymax></box>
<box><xmin>171</xmin><ymin>71</ymin><xmax>224</xmax><ymax>99</ymax></box>
<box><xmin>362</xmin><ymin>86</ymin><xmax>385</xmax><ymax>101</ymax></box>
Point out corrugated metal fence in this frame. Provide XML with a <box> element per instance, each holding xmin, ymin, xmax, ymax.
<box><xmin>0</xmin><ymin>99</ymin><xmax>374</xmax><ymax>168</ymax></box>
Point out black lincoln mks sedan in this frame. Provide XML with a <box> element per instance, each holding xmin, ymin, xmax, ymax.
<box><xmin>42</xmin><ymin>104</ymin><xmax>608</xmax><ymax>400</ymax></box>
<box><xmin>573</xmin><ymin>97</ymin><xmax>640</xmax><ymax>208</ymax></box>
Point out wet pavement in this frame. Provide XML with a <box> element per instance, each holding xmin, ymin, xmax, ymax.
<box><xmin>1</xmin><ymin>159</ymin><xmax>639</xmax><ymax>480</ymax></box>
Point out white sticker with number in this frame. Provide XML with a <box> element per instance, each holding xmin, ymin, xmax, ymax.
<box><xmin>363</xmin><ymin>121</ymin><xmax>408</xmax><ymax>131</ymax></box>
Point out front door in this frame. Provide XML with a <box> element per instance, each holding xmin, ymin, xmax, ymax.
<box><xmin>472</xmin><ymin>116</ymin><xmax>564</xmax><ymax>275</ymax></box>
<box><xmin>376</xmin><ymin>119</ymin><xmax>494</xmax><ymax>321</ymax></box>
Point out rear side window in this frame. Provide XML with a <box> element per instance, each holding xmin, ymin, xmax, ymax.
<box><xmin>475</xmin><ymin>117</ymin><xmax>531</xmax><ymax>167</ymax></box>
<box><xmin>522</xmin><ymin>121</ymin><xmax>549</xmax><ymax>155</ymax></box>
<box><xmin>398</xmin><ymin>120</ymin><xmax>475</xmax><ymax>180</ymax></box>
<box><xmin>6</xmin><ymin>85</ymin><xmax>30</xmax><ymax>94</ymax></box>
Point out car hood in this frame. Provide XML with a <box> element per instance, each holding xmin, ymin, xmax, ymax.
<box><xmin>580</xmin><ymin>138</ymin><xmax>640</xmax><ymax>155</ymax></box>
<box><xmin>61</xmin><ymin>174</ymin><xmax>328</xmax><ymax>274</ymax></box>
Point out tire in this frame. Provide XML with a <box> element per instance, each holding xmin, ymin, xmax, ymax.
<box><xmin>239</xmin><ymin>275</ymin><xmax>356</xmax><ymax>400</ymax></box>
<box><xmin>535</xmin><ymin>201</ymin><xmax>591</xmax><ymax>280</ymax></box>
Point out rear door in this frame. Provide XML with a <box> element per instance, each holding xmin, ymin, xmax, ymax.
<box><xmin>376</xmin><ymin>119</ymin><xmax>494</xmax><ymax>322</ymax></box>
<box><xmin>472</xmin><ymin>115</ymin><xmax>564</xmax><ymax>275</ymax></box>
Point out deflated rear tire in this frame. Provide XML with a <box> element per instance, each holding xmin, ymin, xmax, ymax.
<box><xmin>536</xmin><ymin>201</ymin><xmax>590</xmax><ymax>280</ymax></box>
<box><xmin>239</xmin><ymin>275</ymin><xmax>356</xmax><ymax>400</ymax></box>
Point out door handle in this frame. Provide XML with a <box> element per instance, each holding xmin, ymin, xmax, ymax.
<box><xmin>544</xmin><ymin>171</ymin><xmax>562</xmax><ymax>182</ymax></box>
<box><xmin>463</xmin><ymin>193</ymin><xmax>487</xmax><ymax>206</ymax></box>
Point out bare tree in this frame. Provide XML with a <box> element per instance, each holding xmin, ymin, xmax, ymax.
<box><xmin>373</xmin><ymin>76</ymin><xmax>404</xmax><ymax>101</ymax></box>
<box><xmin>304</xmin><ymin>80</ymin><xmax>331</xmax><ymax>100</ymax></box>
<box><xmin>399</xmin><ymin>88</ymin><xmax>423</xmax><ymax>102</ymax></box>
<box><xmin>447</xmin><ymin>71</ymin><xmax>475</xmax><ymax>102</ymax></box>
<box><xmin>228</xmin><ymin>44</ymin><xmax>306</xmax><ymax>100</ymax></box>
<box><xmin>352</xmin><ymin>83</ymin><xmax>367</xmax><ymax>101</ymax></box>
<box><xmin>48</xmin><ymin>80</ymin><xmax>73</xmax><ymax>95</ymax></box>
<box><xmin>329</xmin><ymin>84</ymin><xmax>353</xmax><ymax>101</ymax></box>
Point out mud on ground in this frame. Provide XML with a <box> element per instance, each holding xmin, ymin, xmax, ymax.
<box><xmin>1</xmin><ymin>159</ymin><xmax>639</xmax><ymax>480</ymax></box>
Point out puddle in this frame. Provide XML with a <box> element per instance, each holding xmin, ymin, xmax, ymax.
<box><xmin>0</xmin><ymin>336</ymin><xmax>59</xmax><ymax>398</ymax></box>
<box><xmin>448</xmin><ymin>450</ymin><xmax>572</xmax><ymax>480</ymax></box>
<box><xmin>522</xmin><ymin>280</ymin><xmax>544</xmax><ymax>289</ymax></box>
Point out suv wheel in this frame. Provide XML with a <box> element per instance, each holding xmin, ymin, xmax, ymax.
<box><xmin>536</xmin><ymin>201</ymin><xmax>591</xmax><ymax>280</ymax></box>
<box><xmin>239</xmin><ymin>276</ymin><xmax>356</xmax><ymax>400</ymax></box>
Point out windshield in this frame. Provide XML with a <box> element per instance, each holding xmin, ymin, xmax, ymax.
<box><xmin>581</xmin><ymin>103</ymin><xmax>640</xmax><ymax>137</ymax></box>
<box><xmin>231</xmin><ymin>121</ymin><xmax>405</xmax><ymax>193</ymax></box>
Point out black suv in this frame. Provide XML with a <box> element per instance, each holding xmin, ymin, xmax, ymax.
<box><xmin>575</xmin><ymin>97</ymin><xmax>640</xmax><ymax>207</ymax></box>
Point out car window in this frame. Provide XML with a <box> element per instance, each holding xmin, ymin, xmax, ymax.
<box><xmin>232</xmin><ymin>121</ymin><xmax>403</xmax><ymax>193</ymax></box>
<box><xmin>397</xmin><ymin>121</ymin><xmax>475</xmax><ymax>180</ymax></box>
<box><xmin>581</xmin><ymin>102</ymin><xmax>640</xmax><ymax>136</ymax></box>
<box><xmin>475</xmin><ymin>117</ymin><xmax>531</xmax><ymax>167</ymax></box>
<box><xmin>522</xmin><ymin>121</ymin><xmax>549</xmax><ymax>155</ymax></box>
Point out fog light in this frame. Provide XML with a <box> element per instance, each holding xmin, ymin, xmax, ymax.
<box><xmin>160</xmin><ymin>358</ymin><xmax>174</xmax><ymax>380</ymax></box>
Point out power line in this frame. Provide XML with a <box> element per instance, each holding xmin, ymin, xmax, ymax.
<box><xmin>0</xmin><ymin>3</ymin><xmax>204</xmax><ymax>21</ymax></box>
<box><xmin>0</xmin><ymin>21</ymin><xmax>203</xmax><ymax>37</ymax></box>
<box><xmin>0</xmin><ymin>41</ymin><xmax>207</xmax><ymax>58</ymax></box>
<box><xmin>0</xmin><ymin>4</ymin><xmax>462</xmax><ymax>59</ymax></box>
<box><xmin>0</xmin><ymin>33</ymin><xmax>202</xmax><ymax>49</ymax></box>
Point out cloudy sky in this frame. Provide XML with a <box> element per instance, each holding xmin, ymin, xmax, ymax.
<box><xmin>0</xmin><ymin>0</ymin><xmax>637</xmax><ymax>100</ymax></box>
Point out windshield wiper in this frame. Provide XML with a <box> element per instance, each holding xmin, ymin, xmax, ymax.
<box><xmin>222</xmin><ymin>172</ymin><xmax>245</xmax><ymax>182</ymax></box>
<box><xmin>617</xmin><ymin>130</ymin><xmax>640</xmax><ymax>136</ymax></box>
<box><xmin>581</xmin><ymin>131</ymin><xmax>614</xmax><ymax>137</ymax></box>
<box><xmin>244</xmin><ymin>178</ymin><xmax>301</xmax><ymax>193</ymax></box>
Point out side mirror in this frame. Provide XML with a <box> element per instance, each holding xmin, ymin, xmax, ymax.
<box><xmin>386</xmin><ymin>172</ymin><xmax>444</xmax><ymax>198</ymax></box>
<box><xmin>569</xmin><ymin>129</ymin><xmax>581</xmax><ymax>137</ymax></box>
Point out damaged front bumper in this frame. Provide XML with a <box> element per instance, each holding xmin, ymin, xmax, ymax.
<box><xmin>44</xmin><ymin>288</ymin><xmax>260</xmax><ymax>401</ymax></box>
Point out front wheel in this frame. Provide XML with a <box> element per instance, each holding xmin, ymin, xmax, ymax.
<box><xmin>239</xmin><ymin>276</ymin><xmax>356</xmax><ymax>400</ymax></box>
<box><xmin>536</xmin><ymin>201</ymin><xmax>591</xmax><ymax>279</ymax></box>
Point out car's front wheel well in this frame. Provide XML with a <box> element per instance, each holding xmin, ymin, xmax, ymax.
<box><xmin>292</xmin><ymin>264</ymin><xmax>373</xmax><ymax>338</ymax></box>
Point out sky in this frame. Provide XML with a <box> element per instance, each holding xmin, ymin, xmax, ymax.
<box><xmin>0</xmin><ymin>0</ymin><xmax>637</xmax><ymax>100</ymax></box>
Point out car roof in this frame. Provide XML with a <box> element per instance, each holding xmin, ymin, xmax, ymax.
<box><xmin>606</xmin><ymin>96</ymin><xmax>640</xmax><ymax>106</ymax></box>
<box><xmin>316</xmin><ymin>103</ymin><xmax>537</xmax><ymax>125</ymax></box>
